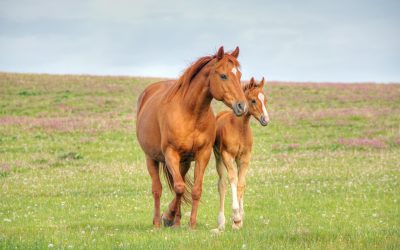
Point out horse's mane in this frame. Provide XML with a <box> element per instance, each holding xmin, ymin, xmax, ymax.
<box><xmin>166</xmin><ymin>53</ymin><xmax>240</xmax><ymax>101</ymax></box>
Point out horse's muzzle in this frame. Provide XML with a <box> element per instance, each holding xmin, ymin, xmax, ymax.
<box><xmin>233</xmin><ymin>102</ymin><xmax>247</xmax><ymax>116</ymax></box>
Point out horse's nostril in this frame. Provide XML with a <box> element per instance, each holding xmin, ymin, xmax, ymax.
<box><xmin>233</xmin><ymin>102</ymin><xmax>245</xmax><ymax>116</ymax></box>
<box><xmin>237</xmin><ymin>102</ymin><xmax>246</xmax><ymax>112</ymax></box>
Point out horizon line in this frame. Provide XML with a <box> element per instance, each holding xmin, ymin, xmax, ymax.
<box><xmin>1</xmin><ymin>70</ymin><xmax>399</xmax><ymax>85</ymax></box>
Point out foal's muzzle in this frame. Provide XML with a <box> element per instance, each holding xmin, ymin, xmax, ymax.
<box><xmin>233</xmin><ymin>101</ymin><xmax>247</xmax><ymax>116</ymax></box>
<box><xmin>259</xmin><ymin>115</ymin><xmax>269</xmax><ymax>126</ymax></box>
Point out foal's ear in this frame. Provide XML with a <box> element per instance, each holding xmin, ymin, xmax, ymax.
<box><xmin>231</xmin><ymin>46</ymin><xmax>240</xmax><ymax>58</ymax></box>
<box><xmin>217</xmin><ymin>46</ymin><xmax>224</xmax><ymax>60</ymax></box>
<box><xmin>258</xmin><ymin>77</ymin><xmax>265</xmax><ymax>88</ymax></box>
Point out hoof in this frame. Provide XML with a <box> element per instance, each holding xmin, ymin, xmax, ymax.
<box><xmin>171</xmin><ymin>223</ymin><xmax>181</xmax><ymax>229</ymax></box>
<box><xmin>232</xmin><ymin>222</ymin><xmax>241</xmax><ymax>230</ymax></box>
<box><xmin>162</xmin><ymin>214</ymin><xmax>174</xmax><ymax>227</ymax></box>
<box><xmin>153</xmin><ymin>217</ymin><xmax>161</xmax><ymax>229</ymax></box>
<box><xmin>233</xmin><ymin>209</ymin><xmax>241</xmax><ymax>222</ymax></box>
<box><xmin>188</xmin><ymin>222</ymin><xmax>197</xmax><ymax>230</ymax></box>
<box><xmin>232</xmin><ymin>219</ymin><xmax>242</xmax><ymax>230</ymax></box>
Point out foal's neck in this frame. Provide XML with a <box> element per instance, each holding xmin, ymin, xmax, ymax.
<box><xmin>237</xmin><ymin>112</ymin><xmax>252</xmax><ymax>130</ymax></box>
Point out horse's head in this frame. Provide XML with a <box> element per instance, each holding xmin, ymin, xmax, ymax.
<box><xmin>244</xmin><ymin>77</ymin><xmax>270</xmax><ymax>126</ymax></box>
<box><xmin>209</xmin><ymin>46</ymin><xmax>247</xmax><ymax>116</ymax></box>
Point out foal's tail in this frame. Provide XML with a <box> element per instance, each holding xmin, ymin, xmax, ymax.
<box><xmin>161</xmin><ymin>163</ymin><xmax>193</xmax><ymax>205</ymax></box>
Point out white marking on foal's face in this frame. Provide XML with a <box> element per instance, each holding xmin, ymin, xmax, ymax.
<box><xmin>258</xmin><ymin>92</ymin><xmax>270</xmax><ymax>122</ymax></box>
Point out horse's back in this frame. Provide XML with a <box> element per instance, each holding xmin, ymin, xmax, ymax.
<box><xmin>137</xmin><ymin>80</ymin><xmax>174</xmax><ymax>116</ymax></box>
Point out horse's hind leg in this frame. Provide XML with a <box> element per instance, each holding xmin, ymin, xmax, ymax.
<box><xmin>146</xmin><ymin>156</ymin><xmax>162</xmax><ymax>228</ymax></box>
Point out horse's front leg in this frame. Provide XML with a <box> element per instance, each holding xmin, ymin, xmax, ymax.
<box><xmin>189</xmin><ymin>147</ymin><xmax>212</xmax><ymax>229</ymax></box>
<box><xmin>162</xmin><ymin>148</ymin><xmax>184</xmax><ymax>227</ymax></box>
<box><xmin>171</xmin><ymin>161</ymin><xmax>191</xmax><ymax>227</ymax></box>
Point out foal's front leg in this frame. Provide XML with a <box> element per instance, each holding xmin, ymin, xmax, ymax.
<box><xmin>221</xmin><ymin>151</ymin><xmax>241</xmax><ymax>228</ymax></box>
<box><xmin>189</xmin><ymin>147</ymin><xmax>212</xmax><ymax>229</ymax></box>
<box><xmin>236</xmin><ymin>154</ymin><xmax>250</xmax><ymax>228</ymax></box>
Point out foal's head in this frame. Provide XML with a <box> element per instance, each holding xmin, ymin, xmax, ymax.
<box><xmin>209</xmin><ymin>46</ymin><xmax>247</xmax><ymax>116</ymax></box>
<box><xmin>244</xmin><ymin>77</ymin><xmax>270</xmax><ymax>126</ymax></box>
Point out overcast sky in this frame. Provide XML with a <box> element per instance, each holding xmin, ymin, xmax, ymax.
<box><xmin>0</xmin><ymin>0</ymin><xmax>399</xmax><ymax>82</ymax></box>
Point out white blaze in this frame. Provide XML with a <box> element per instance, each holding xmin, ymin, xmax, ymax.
<box><xmin>258</xmin><ymin>93</ymin><xmax>270</xmax><ymax>123</ymax></box>
<box><xmin>231</xmin><ymin>67</ymin><xmax>237</xmax><ymax>75</ymax></box>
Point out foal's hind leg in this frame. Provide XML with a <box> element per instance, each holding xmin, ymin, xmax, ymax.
<box><xmin>146</xmin><ymin>157</ymin><xmax>162</xmax><ymax>228</ymax></box>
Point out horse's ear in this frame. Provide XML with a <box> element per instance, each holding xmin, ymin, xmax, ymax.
<box><xmin>258</xmin><ymin>77</ymin><xmax>265</xmax><ymax>88</ymax></box>
<box><xmin>217</xmin><ymin>46</ymin><xmax>224</xmax><ymax>60</ymax></box>
<box><xmin>249</xmin><ymin>77</ymin><xmax>255</xmax><ymax>85</ymax></box>
<box><xmin>231</xmin><ymin>46</ymin><xmax>239</xmax><ymax>58</ymax></box>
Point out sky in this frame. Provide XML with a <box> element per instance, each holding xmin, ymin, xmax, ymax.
<box><xmin>0</xmin><ymin>0</ymin><xmax>399</xmax><ymax>82</ymax></box>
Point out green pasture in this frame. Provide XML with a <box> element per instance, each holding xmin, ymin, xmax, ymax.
<box><xmin>0</xmin><ymin>73</ymin><xmax>399</xmax><ymax>249</ymax></box>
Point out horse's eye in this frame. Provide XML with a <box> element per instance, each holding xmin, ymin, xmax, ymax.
<box><xmin>251</xmin><ymin>99</ymin><xmax>256</xmax><ymax>104</ymax></box>
<box><xmin>220</xmin><ymin>74</ymin><xmax>227</xmax><ymax>80</ymax></box>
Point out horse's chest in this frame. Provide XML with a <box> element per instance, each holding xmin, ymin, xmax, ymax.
<box><xmin>162</xmin><ymin>110</ymin><xmax>215</xmax><ymax>154</ymax></box>
<box><xmin>174</xmin><ymin>126</ymin><xmax>215</xmax><ymax>152</ymax></box>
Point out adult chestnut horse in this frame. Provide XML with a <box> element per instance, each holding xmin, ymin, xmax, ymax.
<box><xmin>136</xmin><ymin>46</ymin><xmax>247</xmax><ymax>229</ymax></box>
<box><xmin>212</xmin><ymin>77</ymin><xmax>269</xmax><ymax>232</ymax></box>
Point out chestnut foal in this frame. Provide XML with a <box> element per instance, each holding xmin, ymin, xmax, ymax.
<box><xmin>212</xmin><ymin>77</ymin><xmax>269</xmax><ymax>231</ymax></box>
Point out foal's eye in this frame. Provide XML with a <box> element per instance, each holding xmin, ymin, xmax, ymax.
<box><xmin>251</xmin><ymin>99</ymin><xmax>256</xmax><ymax>104</ymax></box>
<box><xmin>220</xmin><ymin>74</ymin><xmax>227</xmax><ymax>80</ymax></box>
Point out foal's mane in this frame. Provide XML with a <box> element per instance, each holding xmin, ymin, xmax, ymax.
<box><xmin>243</xmin><ymin>79</ymin><xmax>258</xmax><ymax>92</ymax></box>
<box><xmin>166</xmin><ymin>53</ymin><xmax>240</xmax><ymax>101</ymax></box>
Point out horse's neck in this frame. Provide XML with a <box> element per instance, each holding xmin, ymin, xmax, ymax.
<box><xmin>181</xmin><ymin>67</ymin><xmax>213</xmax><ymax>115</ymax></box>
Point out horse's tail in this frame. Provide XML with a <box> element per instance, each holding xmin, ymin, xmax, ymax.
<box><xmin>161</xmin><ymin>163</ymin><xmax>192</xmax><ymax>205</ymax></box>
<box><xmin>183</xmin><ymin>174</ymin><xmax>193</xmax><ymax>205</ymax></box>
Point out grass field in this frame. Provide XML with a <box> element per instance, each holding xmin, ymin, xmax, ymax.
<box><xmin>0</xmin><ymin>72</ymin><xmax>399</xmax><ymax>249</ymax></box>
